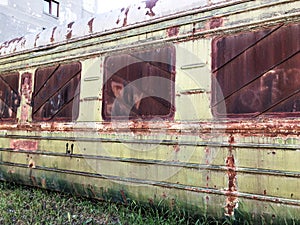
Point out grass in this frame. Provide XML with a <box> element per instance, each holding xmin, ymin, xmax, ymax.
<box><xmin>0</xmin><ymin>181</ymin><xmax>224</xmax><ymax>225</ymax></box>
<box><xmin>1</xmin><ymin>181</ymin><xmax>298</xmax><ymax>225</ymax></box>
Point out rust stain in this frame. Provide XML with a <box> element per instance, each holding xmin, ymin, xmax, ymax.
<box><xmin>225</xmin><ymin>134</ymin><xmax>238</xmax><ymax>216</ymax></box>
<box><xmin>34</xmin><ymin>33</ymin><xmax>40</xmax><ymax>47</ymax></box>
<box><xmin>67</xmin><ymin>22</ymin><xmax>74</xmax><ymax>29</ymax></box>
<box><xmin>66</xmin><ymin>22</ymin><xmax>74</xmax><ymax>40</ymax></box>
<box><xmin>20</xmin><ymin>37</ymin><xmax>26</xmax><ymax>48</ymax></box>
<box><xmin>10</xmin><ymin>140</ymin><xmax>38</xmax><ymax>151</ymax></box>
<box><xmin>145</xmin><ymin>0</ymin><xmax>159</xmax><ymax>17</ymax></box>
<box><xmin>123</xmin><ymin>7</ymin><xmax>130</xmax><ymax>27</ymax></box>
<box><xmin>226</xmin><ymin>155</ymin><xmax>236</xmax><ymax>192</ymax></box>
<box><xmin>50</xmin><ymin>27</ymin><xmax>57</xmax><ymax>42</ymax></box>
<box><xmin>88</xmin><ymin>18</ymin><xmax>94</xmax><ymax>33</ymax></box>
<box><xmin>208</xmin><ymin>17</ymin><xmax>224</xmax><ymax>29</ymax></box>
<box><xmin>225</xmin><ymin>195</ymin><xmax>238</xmax><ymax>216</ymax></box>
<box><xmin>167</xmin><ymin>26</ymin><xmax>179</xmax><ymax>37</ymax></box>
<box><xmin>0</xmin><ymin>37</ymin><xmax>24</xmax><ymax>54</ymax></box>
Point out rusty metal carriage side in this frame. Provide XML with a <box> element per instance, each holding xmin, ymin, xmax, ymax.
<box><xmin>0</xmin><ymin>0</ymin><xmax>300</xmax><ymax>222</ymax></box>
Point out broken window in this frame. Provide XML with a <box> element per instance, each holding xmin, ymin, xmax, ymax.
<box><xmin>102</xmin><ymin>45</ymin><xmax>176</xmax><ymax>120</ymax></box>
<box><xmin>212</xmin><ymin>23</ymin><xmax>300</xmax><ymax>117</ymax></box>
<box><xmin>32</xmin><ymin>62</ymin><xmax>81</xmax><ymax>121</ymax></box>
<box><xmin>0</xmin><ymin>73</ymin><xmax>20</xmax><ymax>121</ymax></box>
<box><xmin>43</xmin><ymin>0</ymin><xmax>59</xmax><ymax>17</ymax></box>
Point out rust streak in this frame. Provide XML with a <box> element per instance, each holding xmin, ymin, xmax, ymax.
<box><xmin>34</xmin><ymin>33</ymin><xmax>40</xmax><ymax>47</ymax></box>
<box><xmin>123</xmin><ymin>7</ymin><xmax>130</xmax><ymax>26</ymax></box>
<box><xmin>225</xmin><ymin>134</ymin><xmax>238</xmax><ymax>216</ymax></box>
<box><xmin>88</xmin><ymin>18</ymin><xmax>94</xmax><ymax>33</ymax></box>
<box><xmin>66</xmin><ymin>22</ymin><xmax>74</xmax><ymax>40</ymax></box>
<box><xmin>50</xmin><ymin>27</ymin><xmax>57</xmax><ymax>42</ymax></box>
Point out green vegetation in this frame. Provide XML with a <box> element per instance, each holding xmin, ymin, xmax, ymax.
<box><xmin>0</xmin><ymin>181</ymin><xmax>219</xmax><ymax>225</ymax></box>
<box><xmin>0</xmin><ymin>181</ymin><xmax>298</xmax><ymax>225</ymax></box>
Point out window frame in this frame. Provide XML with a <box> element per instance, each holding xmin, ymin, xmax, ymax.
<box><xmin>32</xmin><ymin>62</ymin><xmax>81</xmax><ymax>122</ymax></box>
<box><xmin>101</xmin><ymin>45</ymin><xmax>176</xmax><ymax>121</ymax></box>
<box><xmin>0</xmin><ymin>72</ymin><xmax>20</xmax><ymax>122</ymax></box>
<box><xmin>212</xmin><ymin>23</ymin><xmax>300</xmax><ymax>119</ymax></box>
<box><xmin>43</xmin><ymin>0</ymin><xmax>59</xmax><ymax>18</ymax></box>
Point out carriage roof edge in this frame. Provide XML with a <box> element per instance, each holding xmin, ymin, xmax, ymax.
<box><xmin>0</xmin><ymin>0</ymin><xmax>237</xmax><ymax>57</ymax></box>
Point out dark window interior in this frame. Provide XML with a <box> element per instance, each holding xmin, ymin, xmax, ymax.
<box><xmin>33</xmin><ymin>62</ymin><xmax>81</xmax><ymax>121</ymax></box>
<box><xmin>0</xmin><ymin>73</ymin><xmax>20</xmax><ymax>121</ymax></box>
<box><xmin>212</xmin><ymin>23</ymin><xmax>300</xmax><ymax>117</ymax></box>
<box><xmin>102</xmin><ymin>46</ymin><xmax>175</xmax><ymax>120</ymax></box>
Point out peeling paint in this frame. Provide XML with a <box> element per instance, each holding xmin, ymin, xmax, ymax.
<box><xmin>10</xmin><ymin>140</ymin><xmax>38</xmax><ymax>151</ymax></box>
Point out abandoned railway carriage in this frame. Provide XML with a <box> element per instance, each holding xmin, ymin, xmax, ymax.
<box><xmin>0</xmin><ymin>0</ymin><xmax>300</xmax><ymax>221</ymax></box>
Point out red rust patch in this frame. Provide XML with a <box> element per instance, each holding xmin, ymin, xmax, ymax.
<box><xmin>208</xmin><ymin>17</ymin><xmax>223</xmax><ymax>29</ymax></box>
<box><xmin>66</xmin><ymin>22</ymin><xmax>74</xmax><ymax>39</ymax></box>
<box><xmin>225</xmin><ymin>195</ymin><xmax>238</xmax><ymax>216</ymax></box>
<box><xmin>88</xmin><ymin>18</ymin><xmax>94</xmax><ymax>33</ymax></box>
<box><xmin>225</xmin><ymin>134</ymin><xmax>238</xmax><ymax>216</ymax></box>
<box><xmin>167</xmin><ymin>26</ymin><xmax>180</xmax><ymax>37</ymax></box>
<box><xmin>10</xmin><ymin>140</ymin><xmax>38</xmax><ymax>151</ymax></box>
<box><xmin>226</xmin><ymin>155</ymin><xmax>236</xmax><ymax>192</ymax></box>
<box><xmin>50</xmin><ymin>27</ymin><xmax>57</xmax><ymax>42</ymax></box>
<box><xmin>123</xmin><ymin>7</ymin><xmax>130</xmax><ymax>26</ymax></box>
<box><xmin>34</xmin><ymin>33</ymin><xmax>40</xmax><ymax>47</ymax></box>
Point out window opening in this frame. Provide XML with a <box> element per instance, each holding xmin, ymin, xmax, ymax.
<box><xmin>43</xmin><ymin>0</ymin><xmax>59</xmax><ymax>17</ymax></box>
<box><xmin>102</xmin><ymin>45</ymin><xmax>176</xmax><ymax>120</ymax></box>
<box><xmin>212</xmin><ymin>23</ymin><xmax>300</xmax><ymax>117</ymax></box>
<box><xmin>32</xmin><ymin>62</ymin><xmax>81</xmax><ymax>121</ymax></box>
<box><xmin>0</xmin><ymin>73</ymin><xmax>20</xmax><ymax>121</ymax></box>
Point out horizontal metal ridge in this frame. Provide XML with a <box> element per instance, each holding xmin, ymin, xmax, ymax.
<box><xmin>1</xmin><ymin>161</ymin><xmax>300</xmax><ymax>206</ymax></box>
<box><xmin>1</xmin><ymin>154</ymin><xmax>300</xmax><ymax>178</ymax></box>
<box><xmin>1</xmin><ymin>134</ymin><xmax>300</xmax><ymax>150</ymax></box>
